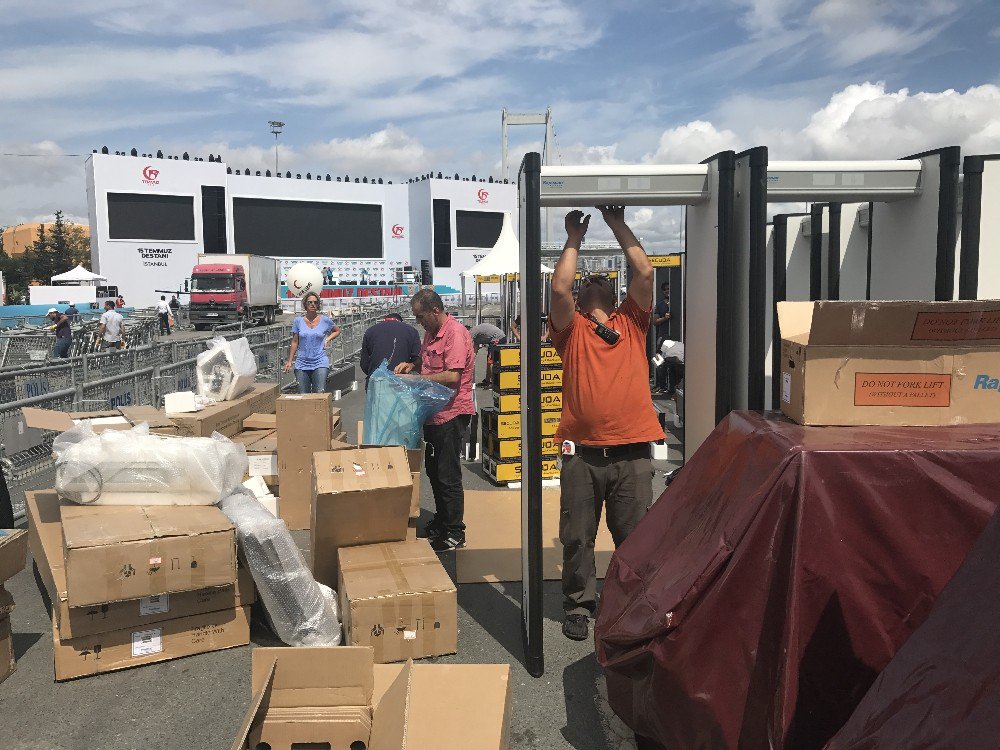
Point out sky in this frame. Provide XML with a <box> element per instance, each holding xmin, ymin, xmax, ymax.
<box><xmin>1</xmin><ymin>0</ymin><xmax>999</xmax><ymax>251</ymax></box>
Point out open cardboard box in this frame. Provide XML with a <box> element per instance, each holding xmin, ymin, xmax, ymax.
<box><xmin>233</xmin><ymin>647</ymin><xmax>512</xmax><ymax>750</ymax></box>
<box><xmin>0</xmin><ymin>528</ymin><xmax>27</xmax><ymax>584</ymax></box>
<box><xmin>779</xmin><ymin>300</ymin><xmax>1000</xmax><ymax>426</ymax></box>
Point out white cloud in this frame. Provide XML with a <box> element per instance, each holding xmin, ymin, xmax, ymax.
<box><xmin>644</xmin><ymin>121</ymin><xmax>743</xmax><ymax>163</ymax></box>
<box><xmin>304</xmin><ymin>127</ymin><xmax>432</xmax><ymax>177</ymax></box>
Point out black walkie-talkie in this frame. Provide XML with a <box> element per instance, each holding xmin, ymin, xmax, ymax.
<box><xmin>587</xmin><ymin>314</ymin><xmax>620</xmax><ymax>345</ymax></box>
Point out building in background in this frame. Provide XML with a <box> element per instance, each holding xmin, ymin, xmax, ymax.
<box><xmin>2</xmin><ymin>222</ymin><xmax>90</xmax><ymax>256</ymax></box>
<box><xmin>86</xmin><ymin>152</ymin><xmax>516</xmax><ymax>306</ymax></box>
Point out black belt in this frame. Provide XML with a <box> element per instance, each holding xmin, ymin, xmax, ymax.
<box><xmin>574</xmin><ymin>442</ymin><xmax>650</xmax><ymax>460</ymax></box>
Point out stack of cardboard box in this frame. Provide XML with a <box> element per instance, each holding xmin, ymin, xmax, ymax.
<box><xmin>0</xmin><ymin>528</ymin><xmax>28</xmax><ymax>684</ymax></box>
<box><xmin>311</xmin><ymin>446</ymin><xmax>458</xmax><ymax>662</ymax></box>
<box><xmin>26</xmin><ymin>491</ymin><xmax>253</xmax><ymax>681</ymax></box>
<box><xmin>481</xmin><ymin>343</ymin><xmax>562</xmax><ymax>484</ymax></box>
<box><xmin>233</xmin><ymin>647</ymin><xmax>512</xmax><ymax>750</ymax></box>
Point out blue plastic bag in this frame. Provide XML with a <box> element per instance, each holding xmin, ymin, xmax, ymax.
<box><xmin>363</xmin><ymin>360</ymin><xmax>454</xmax><ymax>449</ymax></box>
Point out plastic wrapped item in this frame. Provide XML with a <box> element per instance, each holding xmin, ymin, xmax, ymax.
<box><xmin>196</xmin><ymin>336</ymin><xmax>257</xmax><ymax>401</ymax></box>
<box><xmin>53</xmin><ymin>423</ymin><xmax>247</xmax><ymax>505</ymax></box>
<box><xmin>217</xmin><ymin>488</ymin><xmax>342</xmax><ymax>647</ymax></box>
<box><xmin>363</xmin><ymin>360</ymin><xmax>454</xmax><ymax>449</ymax></box>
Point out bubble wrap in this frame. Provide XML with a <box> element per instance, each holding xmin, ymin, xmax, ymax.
<box><xmin>53</xmin><ymin>423</ymin><xmax>247</xmax><ymax>505</ymax></box>
<box><xmin>196</xmin><ymin>336</ymin><xmax>257</xmax><ymax>401</ymax></box>
<box><xmin>218</xmin><ymin>489</ymin><xmax>342</xmax><ymax>647</ymax></box>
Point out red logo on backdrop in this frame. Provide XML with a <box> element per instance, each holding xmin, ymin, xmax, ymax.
<box><xmin>477</xmin><ymin>188</ymin><xmax>489</xmax><ymax>204</ymax></box>
<box><xmin>391</xmin><ymin>224</ymin><xmax>405</xmax><ymax>239</ymax></box>
<box><xmin>141</xmin><ymin>166</ymin><xmax>160</xmax><ymax>185</ymax></box>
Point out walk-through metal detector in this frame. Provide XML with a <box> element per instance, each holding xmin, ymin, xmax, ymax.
<box><xmin>958</xmin><ymin>154</ymin><xmax>1000</xmax><ymax>299</ymax></box>
<box><xmin>517</xmin><ymin>154</ymin><xmax>739</xmax><ymax>674</ymax></box>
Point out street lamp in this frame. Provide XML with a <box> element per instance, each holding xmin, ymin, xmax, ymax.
<box><xmin>268</xmin><ymin>120</ymin><xmax>284</xmax><ymax>174</ymax></box>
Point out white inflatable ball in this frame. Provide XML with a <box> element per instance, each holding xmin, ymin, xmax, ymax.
<box><xmin>286</xmin><ymin>263</ymin><xmax>324</xmax><ymax>298</ymax></box>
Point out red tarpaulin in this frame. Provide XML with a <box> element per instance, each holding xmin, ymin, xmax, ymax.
<box><xmin>595</xmin><ymin>411</ymin><xmax>1000</xmax><ymax>750</ymax></box>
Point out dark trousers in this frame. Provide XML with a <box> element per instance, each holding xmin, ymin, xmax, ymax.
<box><xmin>158</xmin><ymin>312</ymin><xmax>171</xmax><ymax>335</ymax></box>
<box><xmin>424</xmin><ymin>414</ymin><xmax>471</xmax><ymax>538</ymax></box>
<box><xmin>560</xmin><ymin>451</ymin><xmax>653</xmax><ymax>616</ymax></box>
<box><xmin>53</xmin><ymin>337</ymin><xmax>72</xmax><ymax>358</ymax></box>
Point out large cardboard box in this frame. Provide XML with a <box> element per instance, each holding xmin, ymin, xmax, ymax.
<box><xmin>455</xmin><ymin>489</ymin><xmax>615</xmax><ymax>583</ymax></box>
<box><xmin>0</xmin><ymin>617</ymin><xmax>14</xmax><ymax>685</ymax></box>
<box><xmin>357</xmin><ymin>419</ymin><xmax>424</xmax><ymax>473</ymax></box>
<box><xmin>243</xmin><ymin>412</ymin><xmax>277</xmax><ymax>430</ymax></box>
<box><xmin>0</xmin><ymin>528</ymin><xmax>27</xmax><ymax>584</ymax></box>
<box><xmin>168</xmin><ymin>383</ymin><xmax>278</xmax><ymax>437</ymax></box>
<box><xmin>59</xmin><ymin>503</ymin><xmax>237</xmax><ymax>607</ymax></box>
<box><xmin>52</xmin><ymin>605</ymin><xmax>250</xmax><ymax>681</ymax></box>
<box><xmin>28</xmin><ymin>489</ymin><xmax>255</xmax><ymax>639</ymax></box>
<box><xmin>779</xmin><ymin>300</ymin><xmax>1000</xmax><ymax>426</ymax></box>
<box><xmin>246</xmin><ymin>432</ymin><xmax>279</xmax><ymax>484</ymax></box>
<box><xmin>234</xmin><ymin>647</ymin><xmax>512</xmax><ymax>750</ymax></box>
<box><xmin>277</xmin><ymin>393</ymin><xmax>339</xmax><ymax>530</ymax></box>
<box><xmin>311</xmin><ymin>448</ymin><xmax>412</xmax><ymax>588</ymax></box>
<box><xmin>339</xmin><ymin>540</ymin><xmax>457</xmax><ymax>662</ymax></box>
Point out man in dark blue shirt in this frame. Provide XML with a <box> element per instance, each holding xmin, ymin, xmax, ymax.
<box><xmin>360</xmin><ymin>313</ymin><xmax>421</xmax><ymax>388</ymax></box>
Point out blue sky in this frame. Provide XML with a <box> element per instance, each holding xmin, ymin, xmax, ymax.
<box><xmin>1</xmin><ymin>0</ymin><xmax>999</xmax><ymax>249</ymax></box>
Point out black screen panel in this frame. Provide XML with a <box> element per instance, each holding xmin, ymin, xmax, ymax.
<box><xmin>433</xmin><ymin>199</ymin><xmax>452</xmax><ymax>268</ymax></box>
<box><xmin>456</xmin><ymin>210</ymin><xmax>503</xmax><ymax>248</ymax></box>
<box><xmin>232</xmin><ymin>198</ymin><xmax>382</xmax><ymax>258</ymax></box>
<box><xmin>201</xmin><ymin>186</ymin><xmax>227</xmax><ymax>254</ymax></box>
<box><xmin>107</xmin><ymin>193</ymin><xmax>195</xmax><ymax>241</ymax></box>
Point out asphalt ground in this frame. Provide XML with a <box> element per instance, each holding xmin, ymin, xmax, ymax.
<box><xmin>0</xmin><ymin>347</ymin><xmax>679</xmax><ymax>750</ymax></box>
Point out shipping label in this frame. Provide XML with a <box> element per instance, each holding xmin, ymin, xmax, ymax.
<box><xmin>911</xmin><ymin>310</ymin><xmax>1000</xmax><ymax>341</ymax></box>
<box><xmin>854</xmin><ymin>373</ymin><xmax>951</xmax><ymax>407</ymax></box>
<box><xmin>139</xmin><ymin>594</ymin><xmax>170</xmax><ymax>616</ymax></box>
<box><xmin>131</xmin><ymin>628</ymin><xmax>163</xmax><ymax>657</ymax></box>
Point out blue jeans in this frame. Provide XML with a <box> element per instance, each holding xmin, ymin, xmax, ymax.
<box><xmin>53</xmin><ymin>338</ymin><xmax>72</xmax><ymax>358</ymax></box>
<box><xmin>295</xmin><ymin>367</ymin><xmax>329</xmax><ymax>393</ymax></box>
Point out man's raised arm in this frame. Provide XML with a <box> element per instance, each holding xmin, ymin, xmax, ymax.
<box><xmin>598</xmin><ymin>205</ymin><xmax>653</xmax><ymax>309</ymax></box>
<box><xmin>550</xmin><ymin>210</ymin><xmax>590</xmax><ymax>332</ymax></box>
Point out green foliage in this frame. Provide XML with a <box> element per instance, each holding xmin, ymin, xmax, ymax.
<box><xmin>0</xmin><ymin>212</ymin><xmax>91</xmax><ymax>304</ymax></box>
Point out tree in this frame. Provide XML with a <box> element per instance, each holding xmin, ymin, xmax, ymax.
<box><xmin>23</xmin><ymin>211</ymin><xmax>91</xmax><ymax>284</ymax></box>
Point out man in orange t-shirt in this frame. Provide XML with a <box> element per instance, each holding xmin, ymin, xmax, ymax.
<box><xmin>549</xmin><ymin>205</ymin><xmax>664</xmax><ymax>641</ymax></box>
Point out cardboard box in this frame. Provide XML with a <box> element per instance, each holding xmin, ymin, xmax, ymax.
<box><xmin>484</xmin><ymin>433</ymin><xmax>560</xmax><ymax>459</ymax></box>
<box><xmin>277</xmin><ymin>393</ymin><xmax>339</xmax><ymax>530</ymax></box>
<box><xmin>52</xmin><ymin>605</ymin><xmax>250</xmax><ymax>681</ymax></box>
<box><xmin>19</xmin><ymin>407</ymin><xmax>132</xmax><ymax>437</ymax></box>
<box><xmin>481</xmin><ymin>407</ymin><xmax>560</xmax><ymax>439</ymax></box>
<box><xmin>311</xmin><ymin>448</ymin><xmax>412</xmax><ymax>588</ymax></box>
<box><xmin>0</xmin><ymin>617</ymin><xmax>14</xmax><ymax>685</ymax></box>
<box><xmin>339</xmin><ymin>540</ymin><xmax>457</xmax><ymax>662</ymax></box>
<box><xmin>59</xmin><ymin>502</ymin><xmax>237</xmax><ymax>607</ymax></box>
<box><xmin>493</xmin><ymin>342</ymin><xmax>561</xmax><ymax>369</ymax></box>
<box><xmin>455</xmin><ymin>489</ymin><xmax>614</xmax><ymax>583</ymax></box>
<box><xmin>356</xmin><ymin>420</ymin><xmax>423</xmax><ymax>472</ymax></box>
<box><xmin>169</xmin><ymin>383</ymin><xmax>278</xmax><ymax>437</ymax></box>
<box><xmin>495</xmin><ymin>368</ymin><xmax>563</xmax><ymax>391</ymax></box>
<box><xmin>779</xmin><ymin>300</ymin><xmax>1000</xmax><ymax>426</ymax></box>
<box><xmin>234</xmin><ymin>647</ymin><xmax>512</xmax><ymax>750</ymax></box>
<box><xmin>0</xmin><ymin>586</ymin><xmax>14</xmax><ymax>619</ymax></box>
<box><xmin>494</xmin><ymin>390</ymin><xmax>563</xmax><ymax>414</ymax></box>
<box><xmin>117</xmin><ymin>406</ymin><xmax>180</xmax><ymax>435</ymax></box>
<box><xmin>246</xmin><ymin>432</ymin><xmax>279</xmax><ymax>484</ymax></box>
<box><xmin>243</xmin><ymin>413</ymin><xmax>277</xmax><ymax>430</ymax></box>
<box><xmin>409</xmin><ymin>472</ymin><xmax>421</xmax><ymax>519</ymax></box>
<box><xmin>483</xmin><ymin>454</ymin><xmax>559</xmax><ymax>483</ymax></box>
<box><xmin>28</xmin><ymin>490</ymin><xmax>254</xmax><ymax>638</ymax></box>
<box><xmin>231</xmin><ymin>429</ymin><xmax>275</xmax><ymax>447</ymax></box>
<box><xmin>0</xmin><ymin>528</ymin><xmax>27</xmax><ymax>584</ymax></box>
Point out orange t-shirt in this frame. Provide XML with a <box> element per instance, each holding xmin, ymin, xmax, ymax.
<box><xmin>550</xmin><ymin>296</ymin><xmax>664</xmax><ymax>446</ymax></box>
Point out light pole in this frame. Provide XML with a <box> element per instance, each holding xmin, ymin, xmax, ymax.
<box><xmin>268</xmin><ymin>120</ymin><xmax>284</xmax><ymax>174</ymax></box>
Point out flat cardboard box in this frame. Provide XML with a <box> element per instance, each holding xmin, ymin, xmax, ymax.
<box><xmin>235</xmin><ymin>647</ymin><xmax>511</xmax><ymax>750</ymax></box>
<box><xmin>52</xmin><ymin>605</ymin><xmax>250</xmax><ymax>681</ymax></box>
<box><xmin>168</xmin><ymin>383</ymin><xmax>278</xmax><ymax>437</ymax></box>
<box><xmin>277</xmin><ymin>393</ymin><xmax>339</xmax><ymax>530</ymax></box>
<box><xmin>779</xmin><ymin>300</ymin><xmax>1000</xmax><ymax>426</ymax></box>
<box><xmin>59</xmin><ymin>503</ymin><xmax>237</xmax><ymax>607</ymax></box>
<box><xmin>29</xmin><ymin>490</ymin><xmax>256</xmax><ymax>638</ymax></box>
<box><xmin>0</xmin><ymin>617</ymin><xmax>14</xmax><ymax>685</ymax></box>
<box><xmin>0</xmin><ymin>528</ymin><xmax>27</xmax><ymax>583</ymax></box>
<box><xmin>311</xmin><ymin>448</ymin><xmax>412</xmax><ymax>588</ymax></box>
<box><xmin>339</xmin><ymin>540</ymin><xmax>457</xmax><ymax>662</ymax></box>
<box><xmin>117</xmin><ymin>406</ymin><xmax>180</xmax><ymax>435</ymax></box>
<box><xmin>243</xmin><ymin>413</ymin><xmax>277</xmax><ymax>430</ymax></box>
<box><xmin>231</xmin><ymin>429</ymin><xmax>275</xmax><ymax>447</ymax></box>
<box><xmin>19</xmin><ymin>407</ymin><xmax>132</xmax><ymax>435</ymax></box>
<box><xmin>455</xmin><ymin>489</ymin><xmax>615</xmax><ymax>583</ymax></box>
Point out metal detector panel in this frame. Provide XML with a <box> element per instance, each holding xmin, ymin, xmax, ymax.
<box><xmin>959</xmin><ymin>155</ymin><xmax>1000</xmax><ymax>299</ymax></box>
<box><xmin>682</xmin><ymin>152</ymin><xmax>736</xmax><ymax>460</ymax></box>
<box><xmin>734</xmin><ymin>148</ymin><xmax>768</xmax><ymax>412</ymax></box>
<box><xmin>808</xmin><ymin>204</ymin><xmax>831</xmax><ymax>300</ymax></box>
<box><xmin>765</xmin><ymin>214</ymin><xmax>810</xmax><ymax>409</ymax></box>
<box><xmin>869</xmin><ymin>147</ymin><xmax>961</xmax><ymax>301</ymax></box>
<box><xmin>837</xmin><ymin>203</ymin><xmax>870</xmax><ymax>301</ymax></box>
<box><xmin>766</xmin><ymin>160</ymin><xmax>921</xmax><ymax>202</ymax></box>
<box><xmin>539</xmin><ymin>165</ymin><xmax>708</xmax><ymax>207</ymax></box>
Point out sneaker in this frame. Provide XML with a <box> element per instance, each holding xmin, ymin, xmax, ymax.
<box><xmin>430</xmin><ymin>535</ymin><xmax>466</xmax><ymax>552</ymax></box>
<box><xmin>419</xmin><ymin>520</ymin><xmax>446</xmax><ymax>540</ymax></box>
<box><xmin>562</xmin><ymin>614</ymin><xmax>589</xmax><ymax>641</ymax></box>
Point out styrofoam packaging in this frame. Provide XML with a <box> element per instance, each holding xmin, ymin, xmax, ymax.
<box><xmin>164</xmin><ymin>391</ymin><xmax>201</xmax><ymax>413</ymax></box>
<box><xmin>196</xmin><ymin>337</ymin><xmax>257</xmax><ymax>402</ymax></box>
<box><xmin>53</xmin><ymin>423</ymin><xmax>248</xmax><ymax>505</ymax></box>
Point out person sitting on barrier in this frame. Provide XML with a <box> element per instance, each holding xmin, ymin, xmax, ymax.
<box><xmin>155</xmin><ymin>295</ymin><xmax>172</xmax><ymax>336</ymax></box>
<box><xmin>550</xmin><ymin>205</ymin><xmax>664</xmax><ymax>642</ymax></box>
<box><xmin>394</xmin><ymin>288</ymin><xmax>475</xmax><ymax>552</ymax></box>
<box><xmin>360</xmin><ymin>312</ymin><xmax>421</xmax><ymax>390</ymax></box>
<box><xmin>283</xmin><ymin>290</ymin><xmax>340</xmax><ymax>393</ymax></box>
<box><xmin>47</xmin><ymin>308</ymin><xmax>73</xmax><ymax>358</ymax></box>
<box><xmin>97</xmin><ymin>301</ymin><xmax>125</xmax><ymax>350</ymax></box>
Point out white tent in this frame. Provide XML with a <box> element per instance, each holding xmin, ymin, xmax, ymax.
<box><xmin>50</xmin><ymin>264</ymin><xmax>106</xmax><ymax>284</ymax></box>
<box><xmin>462</xmin><ymin>213</ymin><xmax>554</xmax><ymax>278</ymax></box>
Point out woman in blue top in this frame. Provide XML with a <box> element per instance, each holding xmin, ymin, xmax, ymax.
<box><xmin>282</xmin><ymin>291</ymin><xmax>341</xmax><ymax>393</ymax></box>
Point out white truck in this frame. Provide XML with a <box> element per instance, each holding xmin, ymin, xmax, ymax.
<box><xmin>187</xmin><ymin>254</ymin><xmax>281</xmax><ymax>330</ymax></box>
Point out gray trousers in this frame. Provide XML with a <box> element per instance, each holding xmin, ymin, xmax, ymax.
<box><xmin>560</xmin><ymin>451</ymin><xmax>653</xmax><ymax>617</ymax></box>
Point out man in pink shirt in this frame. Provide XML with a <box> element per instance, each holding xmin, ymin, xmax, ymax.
<box><xmin>394</xmin><ymin>288</ymin><xmax>475</xmax><ymax>550</ymax></box>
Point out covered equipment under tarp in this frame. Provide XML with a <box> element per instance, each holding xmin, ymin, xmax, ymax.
<box><xmin>596</xmin><ymin>411</ymin><xmax>1000</xmax><ymax>750</ymax></box>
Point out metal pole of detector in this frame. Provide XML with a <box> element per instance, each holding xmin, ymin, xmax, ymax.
<box><xmin>518</xmin><ymin>151</ymin><xmax>544</xmax><ymax>677</ymax></box>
